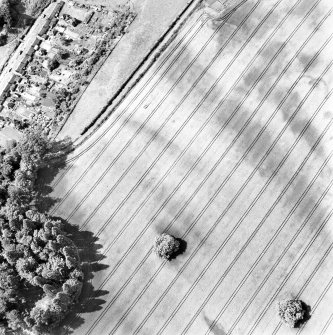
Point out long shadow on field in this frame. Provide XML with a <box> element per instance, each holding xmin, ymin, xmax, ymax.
<box><xmin>33</xmin><ymin>137</ymin><xmax>109</xmax><ymax>334</ymax></box>
<box><xmin>52</xmin><ymin>219</ymin><xmax>109</xmax><ymax>335</ymax></box>
<box><xmin>203</xmin><ymin>313</ymin><xmax>227</xmax><ymax>335</ymax></box>
<box><xmin>34</xmin><ymin>136</ymin><xmax>74</xmax><ymax>212</ymax></box>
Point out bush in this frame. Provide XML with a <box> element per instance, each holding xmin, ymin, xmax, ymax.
<box><xmin>48</xmin><ymin>58</ymin><xmax>59</xmax><ymax>71</ymax></box>
<box><xmin>278</xmin><ymin>299</ymin><xmax>306</xmax><ymax>328</ymax></box>
<box><xmin>153</xmin><ymin>233</ymin><xmax>180</xmax><ymax>260</ymax></box>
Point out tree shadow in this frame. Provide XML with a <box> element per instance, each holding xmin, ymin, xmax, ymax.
<box><xmin>9</xmin><ymin>0</ymin><xmax>35</xmax><ymax>28</ymax></box>
<box><xmin>32</xmin><ymin>137</ymin><xmax>109</xmax><ymax>334</ymax></box>
<box><xmin>169</xmin><ymin>237</ymin><xmax>187</xmax><ymax>261</ymax></box>
<box><xmin>51</xmin><ymin>218</ymin><xmax>109</xmax><ymax>335</ymax></box>
<box><xmin>34</xmin><ymin>136</ymin><xmax>74</xmax><ymax>212</ymax></box>
<box><xmin>203</xmin><ymin>313</ymin><xmax>227</xmax><ymax>335</ymax></box>
<box><xmin>295</xmin><ymin>301</ymin><xmax>312</xmax><ymax>328</ymax></box>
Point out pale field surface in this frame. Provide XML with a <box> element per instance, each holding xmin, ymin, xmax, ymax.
<box><xmin>58</xmin><ymin>0</ymin><xmax>191</xmax><ymax>138</ymax></box>
<box><xmin>50</xmin><ymin>0</ymin><xmax>333</xmax><ymax>334</ymax></box>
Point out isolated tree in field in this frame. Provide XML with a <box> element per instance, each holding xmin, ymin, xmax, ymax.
<box><xmin>153</xmin><ymin>233</ymin><xmax>180</xmax><ymax>261</ymax></box>
<box><xmin>278</xmin><ymin>299</ymin><xmax>306</xmax><ymax>328</ymax></box>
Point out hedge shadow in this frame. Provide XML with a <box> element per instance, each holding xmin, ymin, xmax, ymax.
<box><xmin>34</xmin><ymin>137</ymin><xmax>74</xmax><ymax>212</ymax></box>
<box><xmin>52</xmin><ymin>219</ymin><xmax>109</xmax><ymax>335</ymax></box>
<box><xmin>32</xmin><ymin>137</ymin><xmax>109</xmax><ymax>334</ymax></box>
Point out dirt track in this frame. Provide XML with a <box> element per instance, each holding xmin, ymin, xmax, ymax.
<box><xmin>50</xmin><ymin>0</ymin><xmax>333</xmax><ymax>334</ymax></box>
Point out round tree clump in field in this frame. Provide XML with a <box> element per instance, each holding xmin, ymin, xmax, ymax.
<box><xmin>278</xmin><ymin>299</ymin><xmax>306</xmax><ymax>328</ymax></box>
<box><xmin>153</xmin><ymin>233</ymin><xmax>180</xmax><ymax>261</ymax></box>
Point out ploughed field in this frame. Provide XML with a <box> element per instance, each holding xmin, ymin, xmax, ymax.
<box><xmin>50</xmin><ymin>0</ymin><xmax>333</xmax><ymax>334</ymax></box>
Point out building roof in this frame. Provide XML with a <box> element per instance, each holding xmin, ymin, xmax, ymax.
<box><xmin>55</xmin><ymin>26</ymin><xmax>66</xmax><ymax>33</ymax></box>
<box><xmin>64</xmin><ymin>28</ymin><xmax>80</xmax><ymax>40</ymax></box>
<box><xmin>40</xmin><ymin>40</ymin><xmax>52</xmax><ymax>51</ymax></box>
<box><xmin>62</xmin><ymin>3</ymin><xmax>89</xmax><ymax>22</ymax></box>
<box><xmin>0</xmin><ymin>1</ymin><xmax>63</xmax><ymax>99</ymax></box>
<box><xmin>21</xmin><ymin>92</ymin><xmax>37</xmax><ymax>103</ymax></box>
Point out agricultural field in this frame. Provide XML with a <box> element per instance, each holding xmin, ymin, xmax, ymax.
<box><xmin>50</xmin><ymin>0</ymin><xmax>333</xmax><ymax>334</ymax></box>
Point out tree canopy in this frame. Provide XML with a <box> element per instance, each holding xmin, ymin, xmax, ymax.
<box><xmin>0</xmin><ymin>129</ymin><xmax>82</xmax><ymax>334</ymax></box>
<box><xmin>153</xmin><ymin>233</ymin><xmax>180</xmax><ymax>261</ymax></box>
<box><xmin>0</xmin><ymin>0</ymin><xmax>11</xmax><ymax>27</ymax></box>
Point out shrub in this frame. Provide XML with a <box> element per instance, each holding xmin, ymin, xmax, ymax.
<box><xmin>153</xmin><ymin>233</ymin><xmax>180</xmax><ymax>260</ymax></box>
<box><xmin>48</xmin><ymin>58</ymin><xmax>59</xmax><ymax>71</ymax></box>
<box><xmin>0</xmin><ymin>0</ymin><xmax>12</xmax><ymax>27</ymax></box>
<box><xmin>278</xmin><ymin>299</ymin><xmax>306</xmax><ymax>328</ymax></box>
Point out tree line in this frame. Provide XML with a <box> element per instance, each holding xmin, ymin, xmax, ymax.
<box><xmin>0</xmin><ymin>129</ymin><xmax>82</xmax><ymax>334</ymax></box>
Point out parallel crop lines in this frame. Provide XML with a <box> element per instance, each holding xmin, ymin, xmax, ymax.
<box><xmin>52</xmin><ymin>1</ymin><xmax>333</xmax><ymax>334</ymax></box>
<box><xmin>320</xmin><ymin>311</ymin><xmax>333</xmax><ymax>335</ymax></box>
<box><xmin>93</xmin><ymin>0</ymin><xmax>304</xmax><ymax>244</ymax></box>
<box><xmin>270</xmin><ymin>242</ymin><xmax>333</xmax><ymax>335</ymax></box>
<box><xmin>62</xmin><ymin>0</ymin><xmax>261</xmax><ymax>223</ymax></box>
<box><xmin>82</xmin><ymin>1</ymin><xmax>304</xmax><ymax>332</ymax></box>
<box><xmin>295</xmin><ymin>273</ymin><xmax>333</xmax><ymax>334</ymax></box>
<box><xmin>184</xmin><ymin>91</ymin><xmax>333</xmax><ymax>335</ymax></box>
<box><xmin>50</xmin><ymin>13</ymin><xmax>209</xmax><ymax>192</ymax></box>
<box><xmin>247</xmin><ymin>212</ymin><xmax>333</xmax><ymax>334</ymax></box>
<box><xmin>208</xmin><ymin>97</ymin><xmax>333</xmax><ymax>335</ymax></box>
<box><xmin>51</xmin><ymin>2</ymin><xmax>249</xmax><ymax>209</ymax></box>
<box><xmin>54</xmin><ymin>0</ymin><xmax>250</xmax><ymax>173</ymax></box>
<box><xmin>148</xmin><ymin>63</ymin><xmax>333</xmax><ymax>335</ymax></box>
<box><xmin>68</xmin><ymin>2</ymin><xmax>264</xmax><ymax>330</ymax></box>
<box><xmin>109</xmin><ymin>28</ymin><xmax>333</xmax><ymax>335</ymax></box>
